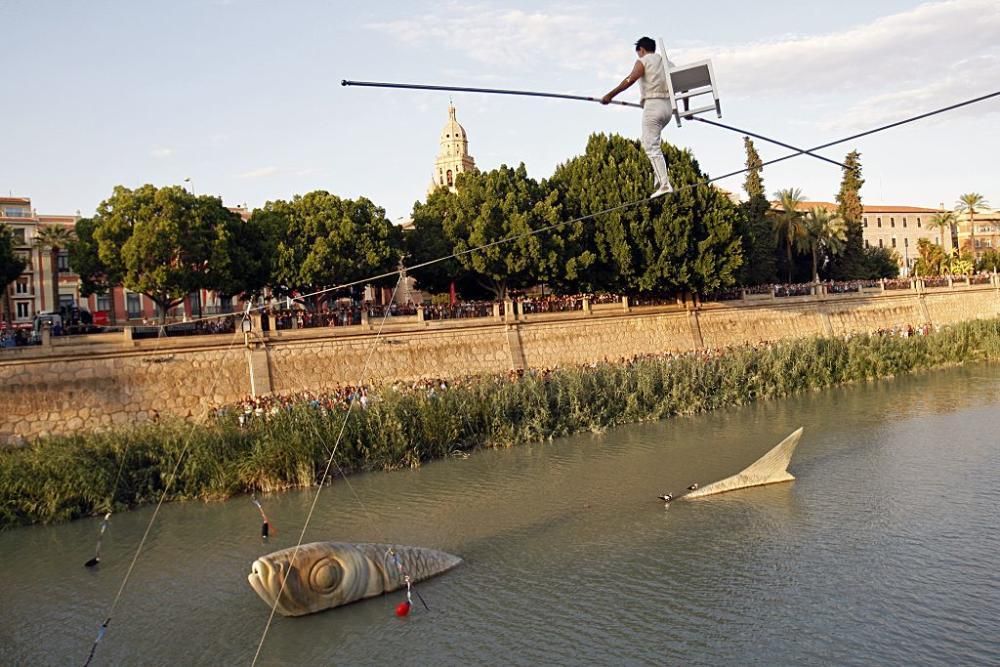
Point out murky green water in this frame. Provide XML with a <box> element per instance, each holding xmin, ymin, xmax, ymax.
<box><xmin>2</xmin><ymin>364</ymin><xmax>999</xmax><ymax>666</ymax></box>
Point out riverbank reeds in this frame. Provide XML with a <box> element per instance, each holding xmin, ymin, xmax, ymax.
<box><xmin>3</xmin><ymin>318</ymin><xmax>999</xmax><ymax>528</ymax></box>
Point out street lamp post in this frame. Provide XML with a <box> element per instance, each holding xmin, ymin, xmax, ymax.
<box><xmin>184</xmin><ymin>178</ymin><xmax>195</xmax><ymax>195</ymax></box>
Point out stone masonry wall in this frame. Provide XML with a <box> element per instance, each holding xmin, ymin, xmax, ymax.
<box><xmin>2</xmin><ymin>285</ymin><xmax>998</xmax><ymax>444</ymax></box>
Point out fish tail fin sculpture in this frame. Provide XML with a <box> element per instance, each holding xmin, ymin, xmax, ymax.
<box><xmin>682</xmin><ymin>427</ymin><xmax>803</xmax><ymax>500</ymax></box>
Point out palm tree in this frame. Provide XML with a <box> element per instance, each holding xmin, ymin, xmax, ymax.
<box><xmin>797</xmin><ymin>207</ymin><xmax>848</xmax><ymax>282</ymax></box>
<box><xmin>914</xmin><ymin>238</ymin><xmax>947</xmax><ymax>276</ymax></box>
<box><xmin>949</xmin><ymin>256</ymin><xmax>974</xmax><ymax>276</ymax></box>
<box><xmin>33</xmin><ymin>224</ymin><xmax>76</xmax><ymax>316</ymax></box>
<box><xmin>927</xmin><ymin>210</ymin><xmax>958</xmax><ymax>251</ymax></box>
<box><xmin>771</xmin><ymin>188</ymin><xmax>807</xmax><ymax>282</ymax></box>
<box><xmin>955</xmin><ymin>193</ymin><xmax>990</xmax><ymax>255</ymax></box>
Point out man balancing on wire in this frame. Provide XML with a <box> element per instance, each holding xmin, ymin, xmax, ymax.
<box><xmin>601</xmin><ymin>36</ymin><xmax>674</xmax><ymax>198</ymax></box>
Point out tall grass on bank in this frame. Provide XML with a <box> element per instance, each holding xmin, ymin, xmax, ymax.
<box><xmin>3</xmin><ymin>319</ymin><xmax>1000</xmax><ymax>528</ymax></box>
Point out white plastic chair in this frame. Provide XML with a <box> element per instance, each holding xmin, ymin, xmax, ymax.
<box><xmin>659</xmin><ymin>38</ymin><xmax>722</xmax><ymax>126</ymax></box>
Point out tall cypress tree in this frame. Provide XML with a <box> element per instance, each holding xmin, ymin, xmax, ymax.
<box><xmin>829</xmin><ymin>151</ymin><xmax>866</xmax><ymax>279</ymax></box>
<box><xmin>739</xmin><ymin>137</ymin><xmax>777</xmax><ymax>285</ymax></box>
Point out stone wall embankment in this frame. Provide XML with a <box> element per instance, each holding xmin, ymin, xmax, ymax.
<box><xmin>2</xmin><ymin>283</ymin><xmax>998</xmax><ymax>444</ymax></box>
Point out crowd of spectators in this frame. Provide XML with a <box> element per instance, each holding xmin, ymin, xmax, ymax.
<box><xmin>0</xmin><ymin>327</ymin><xmax>31</xmax><ymax>348</ymax></box>
<box><xmin>423</xmin><ymin>301</ymin><xmax>495</xmax><ymax>320</ymax></box>
<box><xmin>873</xmin><ymin>323</ymin><xmax>936</xmax><ymax>337</ymax></box>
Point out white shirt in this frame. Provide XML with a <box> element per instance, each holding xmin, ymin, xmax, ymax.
<box><xmin>638</xmin><ymin>52</ymin><xmax>669</xmax><ymax>104</ymax></box>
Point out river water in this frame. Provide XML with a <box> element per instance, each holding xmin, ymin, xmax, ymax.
<box><xmin>2</xmin><ymin>364</ymin><xmax>999</xmax><ymax>666</ymax></box>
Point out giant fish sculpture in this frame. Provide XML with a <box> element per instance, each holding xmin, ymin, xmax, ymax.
<box><xmin>248</xmin><ymin>541</ymin><xmax>462</xmax><ymax>617</ymax></box>
<box><xmin>681</xmin><ymin>427</ymin><xmax>803</xmax><ymax>500</ymax></box>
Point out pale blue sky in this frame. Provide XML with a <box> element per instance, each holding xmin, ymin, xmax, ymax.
<box><xmin>3</xmin><ymin>0</ymin><xmax>998</xmax><ymax>221</ymax></box>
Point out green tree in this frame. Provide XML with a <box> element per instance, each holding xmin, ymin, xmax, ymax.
<box><xmin>828</xmin><ymin>151</ymin><xmax>865</xmax><ymax>279</ymax></box>
<box><xmin>949</xmin><ymin>256</ymin><xmax>974</xmax><ymax>276</ymax></box>
<box><xmin>771</xmin><ymin>188</ymin><xmax>807</xmax><ymax>282</ymax></box>
<box><xmin>861</xmin><ymin>246</ymin><xmax>900</xmax><ymax>278</ymax></box>
<box><xmin>253</xmin><ymin>191</ymin><xmax>401</xmax><ymax>307</ymax></box>
<box><xmin>976</xmin><ymin>248</ymin><xmax>1000</xmax><ymax>272</ymax></box>
<box><xmin>406</xmin><ymin>188</ymin><xmax>465</xmax><ymax>296</ymax></box>
<box><xmin>913</xmin><ymin>238</ymin><xmax>947</xmax><ymax>276</ymax></box>
<box><xmin>739</xmin><ymin>137</ymin><xmax>777</xmax><ymax>285</ymax></box>
<box><xmin>69</xmin><ymin>217</ymin><xmax>121</xmax><ymax>323</ymax></box>
<box><xmin>0</xmin><ymin>224</ymin><xmax>27</xmax><ymax>325</ymax></box>
<box><xmin>798</xmin><ymin>207</ymin><xmax>848</xmax><ymax>282</ymax></box>
<box><xmin>441</xmin><ymin>164</ymin><xmax>562</xmax><ymax>301</ymax></box>
<box><xmin>91</xmin><ymin>184</ymin><xmax>263</xmax><ymax>323</ymax></box>
<box><xmin>548</xmin><ymin>133</ymin><xmax>742</xmax><ymax>298</ymax></box>
<box><xmin>956</xmin><ymin>192</ymin><xmax>989</xmax><ymax>251</ymax></box>
<box><xmin>927</xmin><ymin>211</ymin><xmax>958</xmax><ymax>251</ymax></box>
<box><xmin>33</xmin><ymin>224</ymin><xmax>75</xmax><ymax>315</ymax></box>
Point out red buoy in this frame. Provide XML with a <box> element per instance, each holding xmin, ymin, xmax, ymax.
<box><xmin>395</xmin><ymin>601</ymin><xmax>411</xmax><ymax>617</ymax></box>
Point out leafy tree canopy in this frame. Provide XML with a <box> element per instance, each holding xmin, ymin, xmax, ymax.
<box><xmin>89</xmin><ymin>184</ymin><xmax>263</xmax><ymax>321</ymax></box>
<box><xmin>253</xmin><ymin>191</ymin><xmax>401</xmax><ymax>305</ymax></box>
<box><xmin>548</xmin><ymin>133</ymin><xmax>742</xmax><ymax>296</ymax></box>
<box><xmin>439</xmin><ymin>163</ymin><xmax>562</xmax><ymax>301</ymax></box>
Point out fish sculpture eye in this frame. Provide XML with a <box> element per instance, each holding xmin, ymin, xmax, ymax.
<box><xmin>309</xmin><ymin>557</ymin><xmax>344</xmax><ymax>595</ymax></box>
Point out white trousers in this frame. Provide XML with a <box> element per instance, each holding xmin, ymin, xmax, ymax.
<box><xmin>641</xmin><ymin>98</ymin><xmax>672</xmax><ymax>186</ymax></box>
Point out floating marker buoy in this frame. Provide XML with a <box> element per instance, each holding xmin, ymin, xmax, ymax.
<box><xmin>252</xmin><ymin>496</ymin><xmax>274</xmax><ymax>541</ymax></box>
<box><xmin>395</xmin><ymin>601</ymin><xmax>411</xmax><ymax>617</ymax></box>
<box><xmin>84</xmin><ymin>512</ymin><xmax>112</xmax><ymax>568</ymax></box>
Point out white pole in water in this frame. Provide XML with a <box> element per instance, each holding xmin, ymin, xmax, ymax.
<box><xmin>242</xmin><ymin>307</ymin><xmax>257</xmax><ymax>398</ymax></box>
<box><xmin>246</xmin><ymin>347</ymin><xmax>257</xmax><ymax>399</ymax></box>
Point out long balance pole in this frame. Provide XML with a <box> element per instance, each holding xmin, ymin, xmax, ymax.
<box><xmin>342</xmin><ymin>79</ymin><xmax>848</xmax><ymax>170</ymax></box>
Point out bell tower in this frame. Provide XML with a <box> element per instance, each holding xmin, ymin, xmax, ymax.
<box><xmin>428</xmin><ymin>104</ymin><xmax>476</xmax><ymax>195</ymax></box>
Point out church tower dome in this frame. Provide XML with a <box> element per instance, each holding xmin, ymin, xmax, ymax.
<box><xmin>428</xmin><ymin>104</ymin><xmax>476</xmax><ymax>195</ymax></box>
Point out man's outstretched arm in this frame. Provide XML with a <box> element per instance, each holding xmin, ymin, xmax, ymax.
<box><xmin>602</xmin><ymin>60</ymin><xmax>645</xmax><ymax>104</ymax></box>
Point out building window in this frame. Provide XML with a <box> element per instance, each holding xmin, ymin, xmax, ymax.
<box><xmin>96</xmin><ymin>293</ymin><xmax>112</xmax><ymax>312</ymax></box>
<box><xmin>14</xmin><ymin>277</ymin><xmax>29</xmax><ymax>295</ymax></box>
<box><xmin>877</xmin><ymin>218</ymin><xmax>882</xmax><ymax>228</ymax></box>
<box><xmin>15</xmin><ymin>301</ymin><xmax>30</xmax><ymax>319</ymax></box>
<box><xmin>446</xmin><ymin>170</ymin><xmax>453</xmax><ymax>186</ymax></box>
<box><xmin>3</xmin><ymin>206</ymin><xmax>29</xmax><ymax>218</ymax></box>
<box><xmin>904</xmin><ymin>238</ymin><xmax>909</xmax><ymax>247</ymax></box>
<box><xmin>15</xmin><ymin>251</ymin><xmax>30</xmax><ymax>270</ymax></box>
<box><xmin>126</xmin><ymin>292</ymin><xmax>141</xmax><ymax>318</ymax></box>
<box><xmin>917</xmin><ymin>218</ymin><xmax>921</xmax><ymax>227</ymax></box>
<box><xmin>902</xmin><ymin>217</ymin><xmax>907</xmax><ymax>228</ymax></box>
<box><xmin>863</xmin><ymin>217</ymin><xmax>868</xmax><ymax>227</ymax></box>
<box><xmin>891</xmin><ymin>237</ymin><xmax>897</xmax><ymax>248</ymax></box>
<box><xmin>878</xmin><ymin>239</ymin><xmax>884</xmax><ymax>248</ymax></box>
<box><xmin>864</xmin><ymin>239</ymin><xmax>870</xmax><ymax>248</ymax></box>
<box><xmin>57</xmin><ymin>250</ymin><xmax>70</xmax><ymax>272</ymax></box>
<box><xmin>11</xmin><ymin>227</ymin><xmax>26</xmax><ymax>245</ymax></box>
<box><xmin>890</xmin><ymin>217</ymin><xmax>895</xmax><ymax>228</ymax></box>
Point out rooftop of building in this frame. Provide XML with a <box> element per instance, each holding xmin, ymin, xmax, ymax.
<box><xmin>771</xmin><ymin>200</ymin><xmax>943</xmax><ymax>214</ymax></box>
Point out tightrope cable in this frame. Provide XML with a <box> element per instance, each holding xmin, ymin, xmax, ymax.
<box><xmin>342</xmin><ymin>78</ymin><xmax>848</xmax><ymax>167</ymax></box>
<box><xmin>147</xmin><ymin>89</ymin><xmax>1000</xmax><ymax>337</ymax></box>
